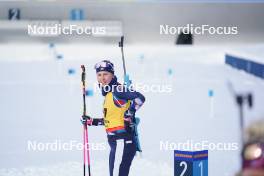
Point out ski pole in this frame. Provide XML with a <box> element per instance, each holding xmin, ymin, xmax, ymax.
<box><xmin>118</xmin><ymin>36</ymin><xmax>142</xmax><ymax>153</ymax></box>
<box><xmin>81</xmin><ymin>65</ymin><xmax>91</xmax><ymax>176</ymax></box>
<box><xmin>119</xmin><ymin>36</ymin><xmax>131</xmax><ymax>87</ymax></box>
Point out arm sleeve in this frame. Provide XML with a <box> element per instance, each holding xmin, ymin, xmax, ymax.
<box><xmin>113</xmin><ymin>85</ymin><xmax>145</xmax><ymax>112</ymax></box>
<box><xmin>92</xmin><ymin>118</ymin><xmax>104</xmax><ymax>126</ymax></box>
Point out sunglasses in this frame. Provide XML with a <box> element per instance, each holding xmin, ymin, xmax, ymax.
<box><xmin>94</xmin><ymin>60</ymin><xmax>114</xmax><ymax>69</ymax></box>
<box><xmin>242</xmin><ymin>142</ymin><xmax>264</xmax><ymax>169</ymax></box>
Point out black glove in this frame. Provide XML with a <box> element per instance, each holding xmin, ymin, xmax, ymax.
<box><xmin>81</xmin><ymin>115</ymin><xmax>104</xmax><ymax>126</ymax></box>
<box><xmin>80</xmin><ymin>115</ymin><xmax>92</xmax><ymax>125</ymax></box>
<box><xmin>124</xmin><ymin>110</ymin><xmax>135</xmax><ymax>133</ymax></box>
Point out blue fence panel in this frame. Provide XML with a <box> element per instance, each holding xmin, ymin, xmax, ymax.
<box><xmin>225</xmin><ymin>54</ymin><xmax>264</xmax><ymax>79</ymax></box>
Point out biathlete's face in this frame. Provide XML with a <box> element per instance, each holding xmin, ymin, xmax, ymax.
<box><xmin>96</xmin><ymin>71</ymin><xmax>114</xmax><ymax>86</ymax></box>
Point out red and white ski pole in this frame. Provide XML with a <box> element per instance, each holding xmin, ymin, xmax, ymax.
<box><xmin>81</xmin><ymin>65</ymin><xmax>91</xmax><ymax>176</ymax></box>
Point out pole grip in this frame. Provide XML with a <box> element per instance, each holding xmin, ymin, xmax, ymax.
<box><xmin>81</xmin><ymin>65</ymin><xmax>85</xmax><ymax>82</ymax></box>
<box><xmin>119</xmin><ymin>36</ymin><xmax>124</xmax><ymax>47</ymax></box>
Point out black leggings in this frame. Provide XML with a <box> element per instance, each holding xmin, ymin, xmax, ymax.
<box><xmin>108</xmin><ymin>133</ymin><xmax>137</xmax><ymax>176</ymax></box>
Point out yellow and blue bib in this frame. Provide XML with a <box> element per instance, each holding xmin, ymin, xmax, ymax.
<box><xmin>103</xmin><ymin>92</ymin><xmax>130</xmax><ymax>133</ymax></box>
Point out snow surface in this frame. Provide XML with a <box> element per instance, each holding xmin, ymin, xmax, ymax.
<box><xmin>0</xmin><ymin>43</ymin><xmax>264</xmax><ymax>176</ymax></box>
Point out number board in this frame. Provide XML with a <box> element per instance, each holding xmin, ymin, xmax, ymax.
<box><xmin>174</xmin><ymin>150</ymin><xmax>208</xmax><ymax>176</ymax></box>
<box><xmin>8</xmin><ymin>8</ymin><xmax>20</xmax><ymax>20</ymax></box>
